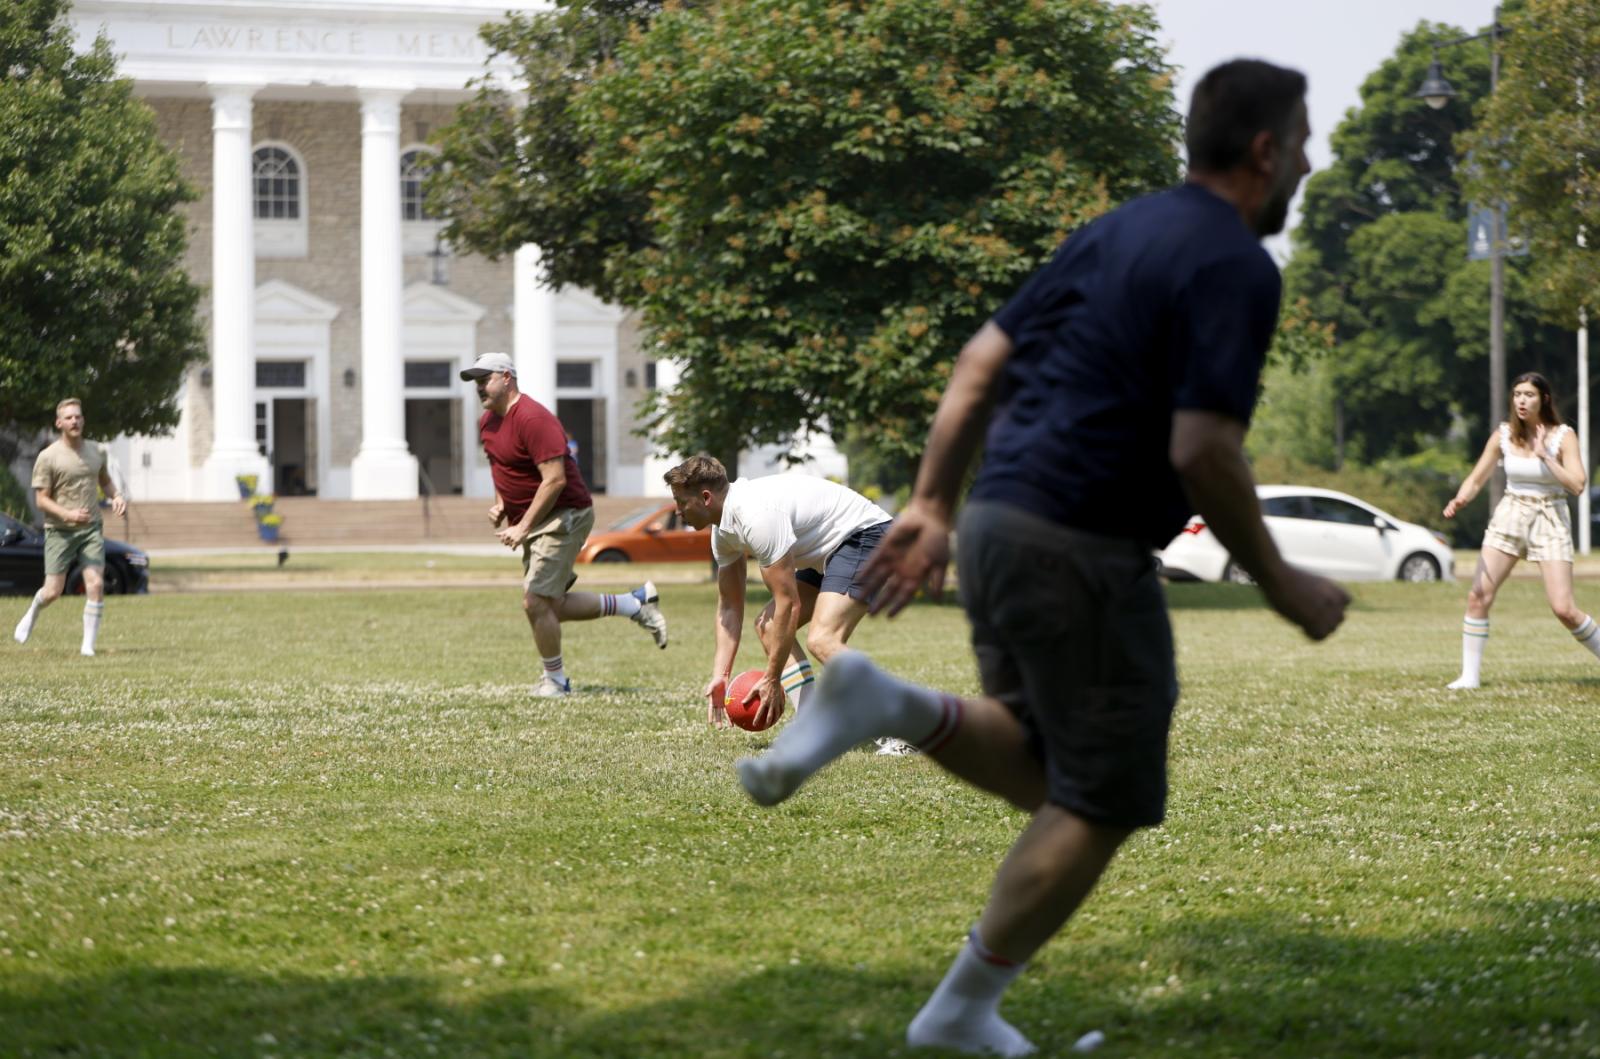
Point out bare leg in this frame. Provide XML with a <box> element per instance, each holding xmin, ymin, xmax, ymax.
<box><xmin>523</xmin><ymin>590</ymin><xmax>563</xmax><ymax>659</ymax></box>
<box><xmin>1450</xmin><ymin>547</ymin><xmax>1518</xmax><ymax>688</ymax></box>
<box><xmin>977</xmin><ymin>806</ymin><xmax>1130</xmax><ymax>959</ymax></box>
<box><xmin>1538</xmin><ymin>559</ymin><xmax>1584</xmax><ymax>629</ymax></box>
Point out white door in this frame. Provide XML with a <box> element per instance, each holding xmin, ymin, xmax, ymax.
<box><xmin>1303</xmin><ymin>496</ymin><xmax>1389</xmax><ymax>579</ymax></box>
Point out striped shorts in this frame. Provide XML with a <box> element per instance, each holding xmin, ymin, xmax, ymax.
<box><xmin>1483</xmin><ymin>492</ymin><xmax>1573</xmax><ymax>563</ymax></box>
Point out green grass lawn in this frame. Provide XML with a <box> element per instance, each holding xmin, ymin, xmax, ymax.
<box><xmin>2</xmin><ymin>575</ymin><xmax>1598</xmax><ymax>1058</ymax></box>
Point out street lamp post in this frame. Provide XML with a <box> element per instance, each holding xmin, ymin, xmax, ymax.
<box><xmin>1418</xmin><ymin>6</ymin><xmax>1509</xmax><ymax>511</ymax></box>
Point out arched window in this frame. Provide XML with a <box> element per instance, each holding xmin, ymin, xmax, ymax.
<box><xmin>400</xmin><ymin>148</ymin><xmax>438</xmax><ymax>222</ymax></box>
<box><xmin>253</xmin><ymin>146</ymin><xmax>302</xmax><ymax>220</ymax></box>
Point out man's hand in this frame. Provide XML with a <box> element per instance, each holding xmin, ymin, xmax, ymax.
<box><xmin>1259</xmin><ymin>566</ymin><xmax>1350</xmax><ymax>641</ymax></box>
<box><xmin>109</xmin><ymin>496</ymin><xmax>126</xmax><ymax>518</ymax></box>
<box><xmin>751</xmin><ymin>674</ymin><xmax>785</xmax><ymax>730</ymax></box>
<box><xmin>860</xmin><ymin>501</ymin><xmax>953</xmax><ymax>617</ymax></box>
<box><xmin>705</xmin><ymin>676</ymin><xmax>729</xmax><ymax>728</ymax></box>
<box><xmin>488</xmin><ymin>499</ymin><xmax>506</xmax><ymax>527</ymax></box>
<box><xmin>65</xmin><ymin>506</ymin><xmax>92</xmax><ymax>526</ymax></box>
<box><xmin>496</xmin><ymin>523</ymin><xmax>529</xmax><ymax>550</ymax></box>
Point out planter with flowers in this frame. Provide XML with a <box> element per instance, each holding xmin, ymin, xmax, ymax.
<box><xmin>257</xmin><ymin>513</ymin><xmax>284</xmax><ymax>543</ymax></box>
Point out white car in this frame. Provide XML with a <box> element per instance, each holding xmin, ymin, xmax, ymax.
<box><xmin>1157</xmin><ymin>485</ymin><xmax>1456</xmax><ymax>583</ymax></box>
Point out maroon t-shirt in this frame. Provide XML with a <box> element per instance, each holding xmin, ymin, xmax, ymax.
<box><xmin>479</xmin><ymin>396</ymin><xmax>592</xmax><ymax>523</ymax></box>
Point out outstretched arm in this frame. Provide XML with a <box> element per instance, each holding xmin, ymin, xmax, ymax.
<box><xmin>861</xmin><ymin>321</ymin><xmax>1014</xmax><ymax>616</ymax></box>
<box><xmin>1172</xmin><ymin>410</ymin><xmax>1348</xmax><ymax>641</ymax></box>
<box><xmin>1445</xmin><ymin>432</ymin><xmax>1504</xmax><ymax>518</ymax></box>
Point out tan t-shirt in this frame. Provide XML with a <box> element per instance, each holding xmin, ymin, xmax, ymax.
<box><xmin>32</xmin><ymin>438</ymin><xmax>108</xmax><ymax>531</ymax></box>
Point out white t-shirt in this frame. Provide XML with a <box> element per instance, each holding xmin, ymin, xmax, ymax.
<box><xmin>712</xmin><ymin>474</ymin><xmax>892</xmax><ymax>571</ymax></box>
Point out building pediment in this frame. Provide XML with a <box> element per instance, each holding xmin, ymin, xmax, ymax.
<box><xmin>404</xmin><ymin>282</ymin><xmax>487</xmax><ymax>322</ymax></box>
<box><xmin>256</xmin><ymin>279</ymin><xmax>340</xmax><ymax>321</ymax></box>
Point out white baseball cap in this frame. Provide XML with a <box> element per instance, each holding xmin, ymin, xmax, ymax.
<box><xmin>460</xmin><ymin>351</ymin><xmax>517</xmax><ymax>380</ymax></box>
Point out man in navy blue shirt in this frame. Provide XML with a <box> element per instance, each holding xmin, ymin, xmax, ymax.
<box><xmin>736</xmin><ymin>60</ymin><xmax>1349</xmax><ymax>1055</ymax></box>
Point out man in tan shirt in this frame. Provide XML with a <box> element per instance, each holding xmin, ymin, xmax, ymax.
<box><xmin>12</xmin><ymin>398</ymin><xmax>125</xmax><ymax>656</ymax></box>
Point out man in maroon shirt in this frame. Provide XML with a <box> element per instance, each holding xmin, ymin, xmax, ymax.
<box><xmin>462</xmin><ymin>353</ymin><xmax>667</xmax><ymax>696</ymax></box>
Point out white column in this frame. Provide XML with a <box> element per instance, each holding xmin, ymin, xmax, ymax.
<box><xmin>642</xmin><ymin>359</ymin><xmax>682</xmax><ymax>497</ymax></box>
<box><xmin>350</xmin><ymin>87</ymin><xmax>418</xmax><ymax>499</ymax></box>
<box><xmin>200</xmin><ymin>83</ymin><xmax>270</xmax><ymax>499</ymax></box>
<box><xmin>513</xmin><ymin>243</ymin><xmax>557</xmax><ymax>411</ymax></box>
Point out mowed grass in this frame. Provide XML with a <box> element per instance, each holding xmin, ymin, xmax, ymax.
<box><xmin>2</xmin><ymin>571</ymin><xmax>1599</xmax><ymax>1058</ymax></box>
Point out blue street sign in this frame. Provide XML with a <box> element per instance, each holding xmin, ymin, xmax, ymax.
<box><xmin>1468</xmin><ymin>205</ymin><xmax>1530</xmax><ymax>260</ymax></box>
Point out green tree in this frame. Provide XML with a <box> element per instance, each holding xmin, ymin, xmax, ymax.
<box><xmin>0</xmin><ymin>0</ymin><xmax>205</xmax><ymax>447</ymax></box>
<box><xmin>1284</xmin><ymin>17</ymin><xmax>1572</xmax><ymax>462</ymax></box>
<box><xmin>435</xmin><ymin>0</ymin><xmax>1179</xmax><ymax>469</ymax></box>
<box><xmin>428</xmin><ymin>1</ymin><xmax>664</xmax><ymax>300</ymax></box>
<box><xmin>1461</xmin><ymin>0</ymin><xmax>1600</xmax><ymax>325</ymax></box>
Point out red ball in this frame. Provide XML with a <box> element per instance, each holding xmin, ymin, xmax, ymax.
<box><xmin>725</xmin><ymin>668</ymin><xmax>784</xmax><ymax>731</ymax></box>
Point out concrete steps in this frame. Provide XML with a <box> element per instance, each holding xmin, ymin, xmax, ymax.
<box><xmin>115</xmin><ymin>495</ymin><xmax>656</xmax><ymax>550</ymax></box>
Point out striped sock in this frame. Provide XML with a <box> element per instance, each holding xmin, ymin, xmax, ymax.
<box><xmin>542</xmin><ymin>655</ymin><xmax>566</xmax><ymax>682</ymax></box>
<box><xmin>1571</xmin><ymin>615</ymin><xmax>1600</xmax><ymax>660</ymax></box>
<box><xmin>1449</xmin><ymin>617</ymin><xmax>1489</xmax><ymax>688</ymax></box>
<box><xmin>915</xmin><ymin>694</ymin><xmax>964</xmax><ymax>754</ymax></box>
<box><xmin>780</xmin><ymin>661</ymin><xmax>814</xmax><ymax>709</ymax></box>
<box><xmin>81</xmin><ymin>600</ymin><xmax>104</xmax><ymax>657</ymax></box>
<box><xmin>599</xmin><ymin>593</ymin><xmax>642</xmax><ymax>619</ymax></box>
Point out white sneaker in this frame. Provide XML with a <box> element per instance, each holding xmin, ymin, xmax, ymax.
<box><xmin>533</xmin><ymin>674</ymin><xmax>572</xmax><ymax>697</ymax></box>
<box><xmin>630</xmin><ymin>581</ymin><xmax>668</xmax><ymax>649</ymax></box>
<box><xmin>874</xmin><ymin>737</ymin><xmax>920</xmax><ymax>756</ymax></box>
<box><xmin>80</xmin><ymin>646</ymin><xmax>95</xmax><ymax>658</ymax></box>
<box><xmin>13</xmin><ymin>621</ymin><xmax>30</xmax><ymax>645</ymax></box>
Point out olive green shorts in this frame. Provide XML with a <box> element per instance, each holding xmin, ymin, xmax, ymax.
<box><xmin>45</xmin><ymin>522</ymin><xmax>105</xmax><ymax>576</ymax></box>
<box><xmin>521</xmin><ymin>506</ymin><xmax>595</xmax><ymax>597</ymax></box>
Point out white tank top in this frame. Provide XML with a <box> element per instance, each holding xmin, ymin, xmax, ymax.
<box><xmin>1499</xmin><ymin>422</ymin><xmax>1569</xmax><ymax>497</ymax></box>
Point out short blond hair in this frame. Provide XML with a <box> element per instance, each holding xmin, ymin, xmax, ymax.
<box><xmin>663</xmin><ymin>454</ymin><xmax>729</xmax><ymax>494</ymax></box>
<box><xmin>55</xmin><ymin>397</ymin><xmax>82</xmax><ymax>417</ymax></box>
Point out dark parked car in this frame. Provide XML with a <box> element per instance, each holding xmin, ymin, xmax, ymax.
<box><xmin>0</xmin><ymin>512</ymin><xmax>149</xmax><ymax>596</ymax></box>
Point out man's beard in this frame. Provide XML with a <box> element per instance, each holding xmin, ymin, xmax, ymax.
<box><xmin>1256</xmin><ymin>179</ymin><xmax>1293</xmax><ymax>236</ymax></box>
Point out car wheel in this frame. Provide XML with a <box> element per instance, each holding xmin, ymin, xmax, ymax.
<box><xmin>102</xmin><ymin>560</ymin><xmax>128</xmax><ymax>595</ymax></box>
<box><xmin>593</xmin><ymin>549</ymin><xmax>629</xmax><ymax>563</ymax></box>
<box><xmin>1398</xmin><ymin>553</ymin><xmax>1441</xmax><ymax>582</ymax></box>
<box><xmin>1222</xmin><ymin>559</ymin><xmax>1255</xmax><ymax>585</ymax></box>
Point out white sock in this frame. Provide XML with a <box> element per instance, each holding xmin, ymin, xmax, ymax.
<box><xmin>907</xmin><ymin>931</ymin><xmax>1035</xmax><ymax>1057</ymax></box>
<box><xmin>14</xmin><ymin>590</ymin><xmax>47</xmax><ymax>644</ymax></box>
<box><xmin>81</xmin><ymin>600</ymin><xmax>104</xmax><ymax>657</ymax></box>
<box><xmin>1571</xmin><ymin>614</ymin><xmax>1600</xmax><ymax>660</ymax></box>
<box><xmin>780</xmin><ymin>660</ymin><xmax>814</xmax><ymax>710</ymax></box>
<box><xmin>600</xmin><ymin>593</ymin><xmax>642</xmax><ymax>619</ymax></box>
<box><xmin>1448</xmin><ymin>617</ymin><xmax>1488</xmax><ymax>688</ymax></box>
<box><xmin>735</xmin><ymin>650</ymin><xmax>960</xmax><ymax>806</ymax></box>
<box><xmin>541</xmin><ymin>655</ymin><xmax>566</xmax><ymax>683</ymax></box>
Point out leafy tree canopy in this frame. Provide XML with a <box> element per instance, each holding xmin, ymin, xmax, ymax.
<box><xmin>1461</xmin><ymin>0</ymin><xmax>1600</xmax><ymax>324</ymax></box>
<box><xmin>1284</xmin><ymin>15</ymin><xmax>1575</xmax><ymax>462</ymax></box>
<box><xmin>434</xmin><ymin>0</ymin><xmax>1180</xmax><ymax>468</ymax></box>
<box><xmin>0</xmin><ymin>0</ymin><xmax>205</xmax><ymax>445</ymax></box>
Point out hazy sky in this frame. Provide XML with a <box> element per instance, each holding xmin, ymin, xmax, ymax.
<box><xmin>1147</xmin><ymin>0</ymin><xmax>1498</xmax><ymax>259</ymax></box>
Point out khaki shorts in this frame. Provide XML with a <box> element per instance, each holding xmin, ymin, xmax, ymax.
<box><xmin>1484</xmin><ymin>493</ymin><xmax>1573</xmax><ymax>562</ymax></box>
<box><xmin>44</xmin><ymin>522</ymin><xmax>105</xmax><ymax>576</ymax></box>
<box><xmin>520</xmin><ymin>505</ymin><xmax>595</xmax><ymax>597</ymax></box>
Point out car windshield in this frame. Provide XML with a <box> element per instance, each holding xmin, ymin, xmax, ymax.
<box><xmin>608</xmin><ymin>504</ymin><xmax>667</xmax><ymax>531</ymax></box>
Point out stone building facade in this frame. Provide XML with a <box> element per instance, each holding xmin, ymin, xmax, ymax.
<box><xmin>73</xmin><ymin>0</ymin><xmax>661</xmax><ymax>502</ymax></box>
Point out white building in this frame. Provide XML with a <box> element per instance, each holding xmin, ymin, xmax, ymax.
<box><xmin>70</xmin><ymin>0</ymin><xmax>844</xmax><ymax>504</ymax></box>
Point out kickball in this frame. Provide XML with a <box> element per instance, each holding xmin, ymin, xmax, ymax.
<box><xmin>725</xmin><ymin>669</ymin><xmax>783</xmax><ymax>731</ymax></box>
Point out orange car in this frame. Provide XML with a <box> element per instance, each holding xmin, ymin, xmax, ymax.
<box><xmin>577</xmin><ymin>502</ymin><xmax>713</xmax><ymax>563</ymax></box>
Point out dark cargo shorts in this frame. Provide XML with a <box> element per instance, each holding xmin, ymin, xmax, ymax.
<box><xmin>957</xmin><ymin>501</ymin><xmax>1178</xmax><ymax>829</ymax></box>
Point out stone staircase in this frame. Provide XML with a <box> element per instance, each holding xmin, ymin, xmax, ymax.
<box><xmin>114</xmin><ymin>494</ymin><xmax>657</xmax><ymax>550</ymax></box>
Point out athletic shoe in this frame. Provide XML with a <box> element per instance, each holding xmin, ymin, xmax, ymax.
<box><xmin>630</xmin><ymin>580</ymin><xmax>668</xmax><ymax>649</ymax></box>
<box><xmin>533</xmin><ymin>674</ymin><xmax>572</xmax><ymax>697</ymax></box>
<box><xmin>874</xmin><ymin>737</ymin><xmax>920</xmax><ymax>756</ymax></box>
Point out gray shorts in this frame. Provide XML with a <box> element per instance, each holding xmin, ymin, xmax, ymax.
<box><xmin>958</xmin><ymin>501</ymin><xmax>1178</xmax><ymax>829</ymax></box>
<box><xmin>795</xmin><ymin>520</ymin><xmax>891</xmax><ymax>601</ymax></box>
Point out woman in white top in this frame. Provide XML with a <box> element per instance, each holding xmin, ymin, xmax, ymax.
<box><xmin>1443</xmin><ymin>372</ymin><xmax>1596</xmax><ymax>688</ymax></box>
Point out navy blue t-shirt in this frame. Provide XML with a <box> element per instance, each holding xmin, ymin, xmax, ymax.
<box><xmin>971</xmin><ymin>183</ymin><xmax>1282</xmax><ymax>548</ymax></box>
